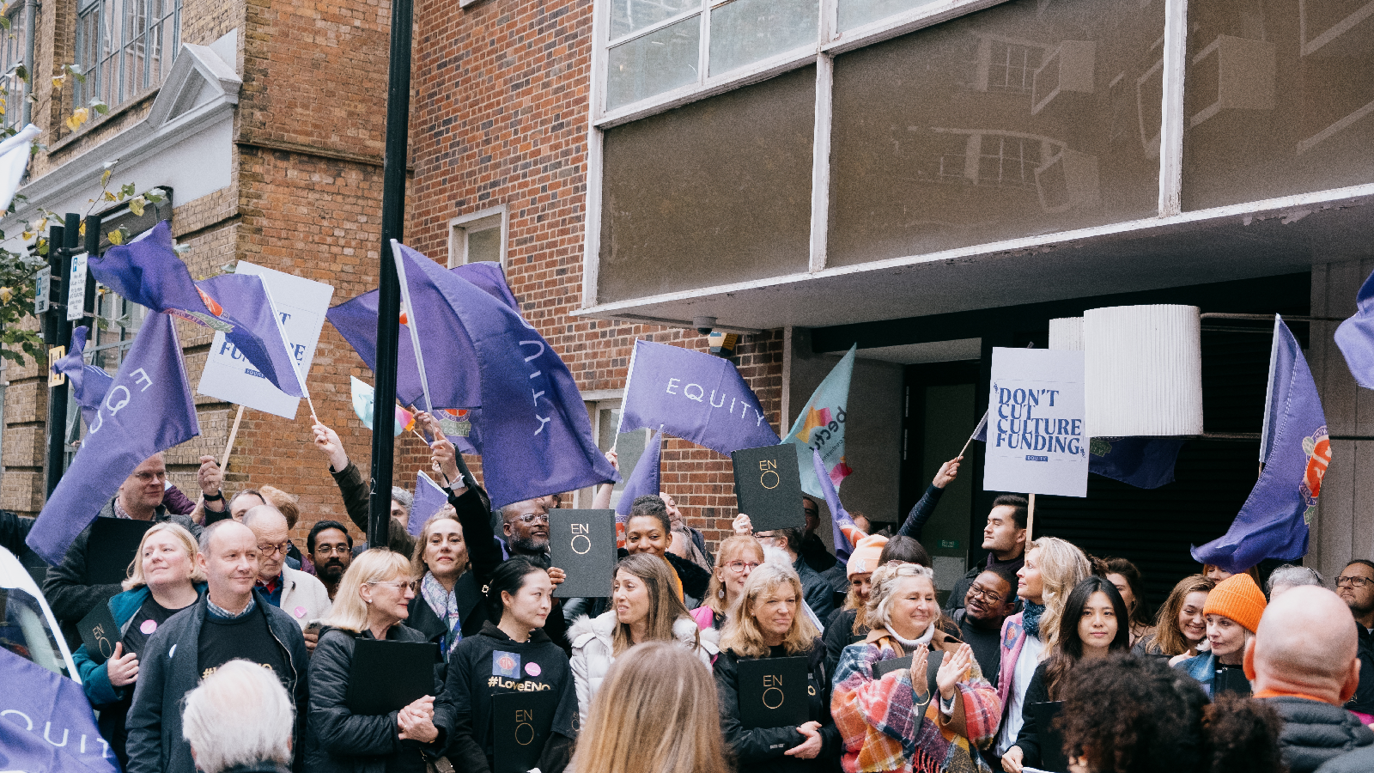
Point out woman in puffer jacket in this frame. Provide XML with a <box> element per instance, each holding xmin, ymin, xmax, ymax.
<box><xmin>568</xmin><ymin>553</ymin><xmax>719</xmax><ymax>725</ymax></box>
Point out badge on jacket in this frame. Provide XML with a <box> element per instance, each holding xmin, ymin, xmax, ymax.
<box><xmin>493</xmin><ymin>650</ymin><xmax>521</xmax><ymax>678</ymax></box>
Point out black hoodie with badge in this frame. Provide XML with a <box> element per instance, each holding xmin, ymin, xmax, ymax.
<box><xmin>433</xmin><ymin>621</ymin><xmax>577</xmax><ymax>773</ymax></box>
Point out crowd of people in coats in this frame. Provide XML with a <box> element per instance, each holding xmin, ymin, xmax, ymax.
<box><xmin>6</xmin><ymin>410</ymin><xmax>1374</xmax><ymax>773</ymax></box>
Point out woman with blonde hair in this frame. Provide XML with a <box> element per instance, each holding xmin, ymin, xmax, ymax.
<box><xmin>692</xmin><ymin>534</ymin><xmax>765</xmax><ymax>630</ymax></box>
<box><xmin>1134</xmin><ymin>574</ymin><xmax>1215</xmax><ymax>658</ymax></box>
<box><xmin>407</xmin><ymin>512</ymin><xmax>472</xmax><ymax>654</ymax></box>
<box><xmin>570</xmin><ymin>640</ymin><xmax>730</xmax><ymax>773</ymax></box>
<box><xmin>831</xmin><ymin>563</ymin><xmax>998</xmax><ymax>773</ymax></box>
<box><xmin>715</xmin><ymin>563</ymin><xmax>838</xmax><ymax>771</ymax></box>
<box><xmin>569</xmin><ymin>553</ymin><xmax>719</xmax><ymax>725</ymax></box>
<box><xmin>307</xmin><ymin>549</ymin><xmax>438</xmax><ymax>772</ymax></box>
<box><xmin>72</xmin><ymin>522</ymin><xmax>204</xmax><ymax>767</ymax></box>
<box><xmin>993</xmin><ymin>536</ymin><xmax>1090</xmax><ymax>760</ymax></box>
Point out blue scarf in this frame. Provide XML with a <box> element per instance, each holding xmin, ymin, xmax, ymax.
<box><xmin>1022</xmin><ymin>600</ymin><xmax>1046</xmax><ymax>639</ymax></box>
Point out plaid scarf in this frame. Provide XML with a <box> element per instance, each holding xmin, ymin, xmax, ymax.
<box><xmin>421</xmin><ymin>571</ymin><xmax>462</xmax><ymax>653</ymax></box>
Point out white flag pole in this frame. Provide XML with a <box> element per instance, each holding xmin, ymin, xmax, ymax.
<box><xmin>612</xmin><ymin>340</ymin><xmax>641</xmax><ymax>453</ymax></box>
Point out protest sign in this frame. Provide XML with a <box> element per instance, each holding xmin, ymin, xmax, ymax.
<box><xmin>550</xmin><ymin>509</ymin><xmax>616</xmax><ymax>598</ymax></box>
<box><xmin>197</xmin><ymin>262</ymin><xmax>334</xmax><ymax>419</ymax></box>
<box><xmin>492</xmin><ymin>691</ymin><xmax>558</xmax><ymax>773</ymax></box>
<box><xmin>732</xmin><ymin>444</ymin><xmax>804</xmax><ymax>532</ymax></box>
<box><xmin>85</xmin><ymin>513</ymin><xmax>153</xmax><ymax>584</ymax></box>
<box><xmin>736</xmin><ymin>657</ymin><xmax>810</xmax><ymax>729</ymax></box>
<box><xmin>344</xmin><ymin>639</ymin><xmax>439</xmax><ymax>715</ymax></box>
<box><xmin>77</xmin><ymin>602</ymin><xmax>119</xmax><ymax>665</ymax></box>
<box><xmin>983</xmin><ymin>348</ymin><xmax>1088</xmax><ymax>498</ymax></box>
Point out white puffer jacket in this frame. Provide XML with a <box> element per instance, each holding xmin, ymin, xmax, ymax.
<box><xmin>568</xmin><ymin>610</ymin><xmax>719</xmax><ymax>726</ymax></box>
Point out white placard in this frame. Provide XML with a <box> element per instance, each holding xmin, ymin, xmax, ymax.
<box><xmin>196</xmin><ymin>262</ymin><xmax>334</xmax><ymax>419</ymax></box>
<box><xmin>67</xmin><ymin>252</ymin><xmax>88</xmax><ymax>321</ymax></box>
<box><xmin>983</xmin><ymin>348</ymin><xmax>1088</xmax><ymax>498</ymax></box>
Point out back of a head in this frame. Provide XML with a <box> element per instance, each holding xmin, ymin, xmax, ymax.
<box><xmin>571</xmin><ymin>641</ymin><xmax>729</xmax><ymax>773</ymax></box>
<box><xmin>1266</xmin><ymin>563</ymin><xmax>1324</xmax><ymax>597</ymax></box>
<box><xmin>258</xmin><ymin>485</ymin><xmax>301</xmax><ymax>530</ymax></box>
<box><xmin>182</xmin><ymin>659</ymin><xmax>294</xmax><ymax>773</ymax></box>
<box><xmin>1253</xmin><ymin>585</ymin><xmax>1358</xmax><ymax>698</ymax></box>
<box><xmin>878</xmin><ymin>535</ymin><xmax>930</xmax><ymax>567</ymax></box>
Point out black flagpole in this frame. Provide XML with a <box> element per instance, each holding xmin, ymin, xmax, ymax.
<box><xmin>368</xmin><ymin>0</ymin><xmax>412</xmax><ymax>548</ymax></box>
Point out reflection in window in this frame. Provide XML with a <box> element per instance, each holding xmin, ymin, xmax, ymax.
<box><xmin>609</xmin><ymin>0</ymin><xmax>701</xmax><ymax>41</ymax></box>
<box><xmin>985</xmin><ymin>39</ymin><xmax>1040</xmax><ymax>94</ymax></box>
<box><xmin>606</xmin><ymin>17</ymin><xmax>700</xmax><ymax>110</ymax></box>
<box><xmin>0</xmin><ymin>587</ymin><xmax>72</xmax><ymax>678</ymax></box>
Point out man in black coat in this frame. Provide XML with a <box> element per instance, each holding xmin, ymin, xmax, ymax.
<box><xmin>126</xmin><ymin>521</ymin><xmax>308</xmax><ymax>773</ymax></box>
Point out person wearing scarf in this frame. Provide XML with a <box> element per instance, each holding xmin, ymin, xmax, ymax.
<box><xmin>407</xmin><ymin>511</ymin><xmax>471</xmax><ymax>654</ymax></box>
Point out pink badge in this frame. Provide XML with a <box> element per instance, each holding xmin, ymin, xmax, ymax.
<box><xmin>294</xmin><ymin>606</ymin><xmax>307</xmax><ymax>618</ymax></box>
<box><xmin>524</xmin><ymin>662</ymin><xmax>541</xmax><ymax>677</ymax></box>
<box><xmin>140</xmin><ymin>619</ymin><xmax>157</xmax><ymax>635</ymax></box>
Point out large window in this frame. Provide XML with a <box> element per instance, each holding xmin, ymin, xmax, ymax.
<box><xmin>74</xmin><ymin>0</ymin><xmax>180</xmax><ymax>113</ymax></box>
<box><xmin>0</xmin><ymin>2</ymin><xmax>26</xmax><ymax>130</ymax></box>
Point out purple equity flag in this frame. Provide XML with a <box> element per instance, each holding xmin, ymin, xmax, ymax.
<box><xmin>618</xmin><ymin>339</ymin><xmax>779</xmax><ymax>457</ymax></box>
<box><xmin>1335</xmin><ymin>268</ymin><xmax>1374</xmax><ymax>390</ymax></box>
<box><xmin>615</xmin><ymin>429</ymin><xmax>663</xmax><ymax>521</ymax></box>
<box><xmin>198</xmin><ymin>272</ymin><xmax>306</xmax><ymax>398</ymax></box>
<box><xmin>1192</xmin><ymin>316</ymin><xmax>1329</xmax><ymax>572</ymax></box>
<box><xmin>814</xmin><ymin>447</ymin><xmax>863</xmax><ymax>561</ymax></box>
<box><xmin>408</xmin><ymin>471</ymin><xmax>451</xmax><ymax>536</ymax></box>
<box><xmin>27</xmin><ymin>314</ymin><xmax>200</xmax><ymax>564</ymax></box>
<box><xmin>1087</xmin><ymin>436</ymin><xmax>1188</xmax><ymax>489</ymax></box>
<box><xmin>51</xmin><ymin>326</ymin><xmax>114</xmax><ymax>429</ymax></box>
<box><xmin>0</xmin><ymin>647</ymin><xmax>119</xmax><ymax>773</ymax></box>
<box><xmin>393</xmin><ymin>244</ymin><xmax>618</xmax><ymax>508</ymax></box>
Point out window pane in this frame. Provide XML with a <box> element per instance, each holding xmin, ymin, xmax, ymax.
<box><xmin>0</xmin><ymin>7</ymin><xmax>26</xmax><ymax>129</ymax></box>
<box><xmin>838</xmin><ymin>0</ymin><xmax>942</xmax><ymax>32</ymax></box>
<box><xmin>709</xmin><ymin>0</ymin><xmax>818</xmax><ymax>77</ymax></box>
<box><xmin>606</xmin><ymin>16</ymin><xmax>701</xmax><ymax>110</ymax></box>
<box><xmin>467</xmin><ymin>227</ymin><xmax>501</xmax><ymax>264</ymax></box>
<box><xmin>1182</xmin><ymin>0</ymin><xmax>1374</xmax><ymax>210</ymax></box>
<box><xmin>828</xmin><ymin>0</ymin><xmax>1163</xmax><ymax>266</ymax></box>
<box><xmin>599</xmin><ymin>66</ymin><xmax>815</xmax><ymax>302</ymax></box>
<box><xmin>610</xmin><ymin>0</ymin><xmax>700</xmax><ymax>40</ymax></box>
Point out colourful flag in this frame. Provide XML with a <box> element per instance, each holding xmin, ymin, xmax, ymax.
<box><xmin>0</xmin><ymin>647</ymin><xmax>119</xmax><ymax>773</ymax></box>
<box><xmin>618</xmin><ymin>339</ymin><xmax>778</xmax><ymax>457</ymax></box>
<box><xmin>783</xmin><ymin>345</ymin><xmax>856</xmax><ymax>499</ymax></box>
<box><xmin>350</xmin><ymin>376</ymin><xmax>414</xmax><ymax>437</ymax></box>
<box><xmin>1335</xmin><ymin>268</ymin><xmax>1374</xmax><ymax>390</ymax></box>
<box><xmin>392</xmin><ymin>244</ymin><xmax>617</xmax><ymax>508</ymax></box>
<box><xmin>814</xmin><ymin>447</ymin><xmax>864</xmax><ymax>561</ymax></box>
<box><xmin>615</xmin><ymin>430</ymin><xmax>663</xmax><ymax>521</ymax></box>
<box><xmin>1192</xmin><ymin>317</ymin><xmax>1329</xmax><ymax>571</ymax></box>
<box><xmin>408</xmin><ymin>471</ymin><xmax>451</xmax><ymax>536</ymax></box>
<box><xmin>51</xmin><ymin>325</ymin><xmax>114</xmax><ymax>429</ymax></box>
<box><xmin>27</xmin><ymin>313</ymin><xmax>200</xmax><ymax>564</ymax></box>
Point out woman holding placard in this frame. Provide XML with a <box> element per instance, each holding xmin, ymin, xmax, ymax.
<box><xmin>307</xmin><ymin>549</ymin><xmax>438</xmax><ymax>773</ymax></box>
<box><xmin>714</xmin><ymin>563</ymin><xmax>839</xmax><ymax>772</ymax></box>
<box><xmin>407</xmin><ymin>512</ymin><xmax>472</xmax><ymax>655</ymax></box>
<box><xmin>693</xmin><ymin>535</ymin><xmax>766</xmax><ymax>631</ymax></box>
<box><xmin>569</xmin><ymin>553</ymin><xmax>719</xmax><ymax>726</ymax></box>
<box><xmin>831</xmin><ymin>563</ymin><xmax>998</xmax><ymax>773</ymax></box>
<box><xmin>73</xmin><ymin>523</ymin><xmax>204</xmax><ymax>768</ymax></box>
<box><xmin>434</xmin><ymin>557</ymin><xmax>577</xmax><ymax>773</ymax></box>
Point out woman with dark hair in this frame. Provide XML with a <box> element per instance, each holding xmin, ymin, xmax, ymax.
<box><xmin>622</xmin><ymin>495</ymin><xmax>712</xmax><ymax>605</ymax></box>
<box><xmin>823</xmin><ymin>535</ymin><xmax>936</xmax><ymax>677</ymax></box>
<box><xmin>433</xmin><ymin>558</ymin><xmax>576</xmax><ymax>773</ymax></box>
<box><xmin>1058</xmin><ymin>656</ymin><xmax>1285</xmax><ymax>773</ymax></box>
<box><xmin>1001</xmin><ymin>576</ymin><xmax>1130</xmax><ymax>773</ymax></box>
<box><xmin>1101</xmin><ymin>557</ymin><xmax>1154</xmax><ymax>647</ymax></box>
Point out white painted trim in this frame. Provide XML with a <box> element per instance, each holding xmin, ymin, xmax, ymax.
<box><xmin>809</xmin><ymin>53</ymin><xmax>832</xmax><ymax>274</ymax></box>
<box><xmin>580</xmin><ymin>388</ymin><xmax>625</xmax><ymax>402</ymax></box>
<box><xmin>572</xmin><ymin>181</ymin><xmax>1374</xmax><ymax>318</ymax></box>
<box><xmin>592</xmin><ymin>312</ymin><xmax>763</xmax><ymax>335</ymax></box>
<box><xmin>1158</xmin><ymin>0</ymin><xmax>1186</xmax><ymax>216</ymax></box>
<box><xmin>606</xmin><ymin>6</ymin><xmax>701</xmax><ymax>48</ymax></box>
<box><xmin>447</xmin><ymin>205</ymin><xmax>508</xmax><ymax>268</ymax></box>
<box><xmin>583</xmin><ymin>0</ymin><xmax>610</xmax><ymax>307</ymax></box>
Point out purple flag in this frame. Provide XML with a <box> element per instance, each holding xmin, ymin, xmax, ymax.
<box><xmin>0</xmin><ymin>648</ymin><xmax>119</xmax><ymax>773</ymax></box>
<box><xmin>51</xmin><ymin>326</ymin><xmax>114</xmax><ymax>429</ymax></box>
<box><xmin>89</xmin><ymin>221</ymin><xmax>305</xmax><ymax>397</ymax></box>
<box><xmin>1192</xmin><ymin>317</ymin><xmax>1329</xmax><ymax>572</ymax></box>
<box><xmin>615</xmin><ymin>430</ymin><xmax>662</xmax><ymax>520</ymax></box>
<box><xmin>408</xmin><ymin>471</ymin><xmax>451</xmax><ymax>536</ymax></box>
<box><xmin>814</xmin><ymin>447</ymin><xmax>862</xmax><ymax>561</ymax></box>
<box><xmin>27</xmin><ymin>314</ymin><xmax>200</xmax><ymax>564</ymax></box>
<box><xmin>1335</xmin><ymin>268</ymin><xmax>1374</xmax><ymax>389</ymax></box>
<box><xmin>619</xmin><ymin>339</ymin><xmax>779</xmax><ymax>457</ymax></box>
<box><xmin>393</xmin><ymin>245</ymin><xmax>618</xmax><ymax>508</ymax></box>
<box><xmin>1087</xmin><ymin>436</ymin><xmax>1187</xmax><ymax>489</ymax></box>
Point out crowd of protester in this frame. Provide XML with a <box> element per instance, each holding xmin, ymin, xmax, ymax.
<box><xmin>10</xmin><ymin>415</ymin><xmax>1374</xmax><ymax>773</ymax></box>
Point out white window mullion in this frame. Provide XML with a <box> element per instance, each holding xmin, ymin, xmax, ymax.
<box><xmin>1158</xmin><ymin>0</ymin><xmax>1187</xmax><ymax>216</ymax></box>
<box><xmin>809</xmin><ymin>53</ymin><xmax>833</xmax><ymax>273</ymax></box>
<box><xmin>697</xmin><ymin>0</ymin><xmax>710</xmax><ymax>85</ymax></box>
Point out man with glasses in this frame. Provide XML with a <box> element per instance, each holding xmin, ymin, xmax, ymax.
<box><xmin>43</xmin><ymin>452</ymin><xmax>216</xmax><ymax>649</ymax></box>
<box><xmin>951</xmin><ymin>566</ymin><xmax>1017</xmax><ymax>686</ymax></box>
<box><xmin>1336</xmin><ymin>559</ymin><xmax>1374</xmax><ymax>718</ymax></box>
<box><xmin>307</xmin><ymin>520</ymin><xmax>354</xmax><ymax>600</ymax></box>
<box><xmin>243</xmin><ymin>505</ymin><xmax>332</xmax><ymax>652</ymax></box>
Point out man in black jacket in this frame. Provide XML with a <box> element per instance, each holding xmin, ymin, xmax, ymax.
<box><xmin>125</xmin><ymin>520</ymin><xmax>308</xmax><ymax>773</ymax></box>
<box><xmin>943</xmin><ymin>494</ymin><xmax>1027</xmax><ymax>616</ymax></box>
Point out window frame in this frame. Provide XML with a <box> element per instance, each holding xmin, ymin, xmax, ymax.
<box><xmin>0</xmin><ymin>1</ymin><xmax>26</xmax><ymax>131</ymax></box>
<box><xmin>74</xmin><ymin>0</ymin><xmax>182</xmax><ymax>118</ymax></box>
<box><xmin>447</xmin><ymin>206</ymin><xmax>508</xmax><ymax>268</ymax></box>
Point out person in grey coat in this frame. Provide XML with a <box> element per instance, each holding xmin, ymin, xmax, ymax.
<box><xmin>125</xmin><ymin>521</ymin><xmax>308</xmax><ymax>773</ymax></box>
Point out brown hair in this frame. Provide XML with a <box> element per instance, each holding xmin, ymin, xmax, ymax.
<box><xmin>1151</xmin><ymin>574</ymin><xmax>1216</xmax><ymax>657</ymax></box>
<box><xmin>258</xmin><ymin>485</ymin><xmax>300</xmax><ymax>530</ymax></box>
<box><xmin>409</xmin><ymin>510</ymin><xmax>469</xmax><ymax>579</ymax></box>
<box><xmin>719</xmin><ymin>563</ymin><xmax>819</xmax><ymax>658</ymax></box>
<box><xmin>569</xmin><ymin>641</ymin><xmax>731</xmax><ymax>773</ymax></box>
<box><xmin>612</xmin><ymin>553</ymin><xmax>695</xmax><ymax>656</ymax></box>
<box><xmin>703</xmin><ymin>535</ymin><xmax>764</xmax><ymax>616</ymax></box>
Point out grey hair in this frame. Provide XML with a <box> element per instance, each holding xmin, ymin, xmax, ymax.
<box><xmin>182</xmin><ymin>659</ymin><xmax>293</xmax><ymax>772</ymax></box>
<box><xmin>391</xmin><ymin>486</ymin><xmax>413</xmax><ymax>511</ymax></box>
<box><xmin>1267</xmin><ymin>564</ymin><xmax>1324</xmax><ymax>596</ymax></box>
<box><xmin>865</xmin><ymin>562</ymin><xmax>937</xmax><ymax>631</ymax></box>
<box><xmin>198</xmin><ymin>519</ymin><xmax>250</xmax><ymax>554</ymax></box>
<box><xmin>241</xmin><ymin>504</ymin><xmax>286</xmax><ymax>530</ymax></box>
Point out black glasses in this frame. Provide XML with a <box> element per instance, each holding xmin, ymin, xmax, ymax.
<box><xmin>967</xmin><ymin>583</ymin><xmax>1005</xmax><ymax>605</ymax></box>
<box><xmin>1337</xmin><ymin>575</ymin><xmax>1373</xmax><ymax>589</ymax></box>
<box><xmin>257</xmin><ymin>541</ymin><xmax>291</xmax><ymax>557</ymax></box>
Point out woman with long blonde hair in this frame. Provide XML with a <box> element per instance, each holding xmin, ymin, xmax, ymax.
<box><xmin>571</xmin><ymin>641</ymin><xmax>730</xmax><ymax>773</ymax></box>
<box><xmin>692</xmin><ymin>534</ymin><xmax>765</xmax><ymax>630</ymax></box>
<box><xmin>715</xmin><ymin>563</ymin><xmax>837</xmax><ymax>771</ymax></box>
<box><xmin>407</xmin><ymin>511</ymin><xmax>471</xmax><ymax>654</ymax></box>
<box><xmin>307</xmin><ymin>549</ymin><xmax>438</xmax><ymax>772</ymax></box>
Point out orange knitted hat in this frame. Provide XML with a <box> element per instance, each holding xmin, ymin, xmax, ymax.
<box><xmin>1203</xmin><ymin>572</ymin><xmax>1267</xmax><ymax>633</ymax></box>
<box><xmin>846</xmin><ymin>534</ymin><xmax>889</xmax><ymax>578</ymax></box>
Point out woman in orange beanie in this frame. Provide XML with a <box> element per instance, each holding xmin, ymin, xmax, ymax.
<box><xmin>1173</xmin><ymin>572</ymin><xmax>1267</xmax><ymax>697</ymax></box>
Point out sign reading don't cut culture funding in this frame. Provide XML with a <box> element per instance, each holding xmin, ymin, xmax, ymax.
<box><xmin>983</xmin><ymin>347</ymin><xmax>1089</xmax><ymax>498</ymax></box>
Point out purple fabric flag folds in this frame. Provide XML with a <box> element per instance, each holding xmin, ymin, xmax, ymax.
<box><xmin>0</xmin><ymin>648</ymin><xmax>119</xmax><ymax>773</ymax></box>
<box><xmin>1087</xmin><ymin>436</ymin><xmax>1188</xmax><ymax>489</ymax></box>
<box><xmin>615</xmin><ymin>430</ymin><xmax>662</xmax><ymax>520</ymax></box>
<box><xmin>27</xmin><ymin>314</ymin><xmax>200</xmax><ymax>564</ymax></box>
<box><xmin>1335</xmin><ymin>268</ymin><xmax>1374</xmax><ymax>390</ymax></box>
<box><xmin>814</xmin><ymin>447</ymin><xmax>860</xmax><ymax>561</ymax></box>
<box><xmin>51</xmin><ymin>326</ymin><xmax>114</xmax><ymax>429</ymax></box>
<box><xmin>408</xmin><ymin>472</ymin><xmax>451</xmax><ymax>536</ymax></box>
<box><xmin>1192</xmin><ymin>317</ymin><xmax>1329</xmax><ymax>572</ymax></box>
<box><xmin>393</xmin><ymin>245</ymin><xmax>618</xmax><ymax>508</ymax></box>
<box><xmin>197</xmin><ymin>273</ymin><xmax>306</xmax><ymax>397</ymax></box>
<box><xmin>619</xmin><ymin>340</ymin><xmax>779</xmax><ymax>457</ymax></box>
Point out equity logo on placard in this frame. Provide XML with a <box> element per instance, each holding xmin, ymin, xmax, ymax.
<box><xmin>493</xmin><ymin>651</ymin><xmax>521</xmax><ymax>678</ymax></box>
<box><xmin>1300</xmin><ymin>425</ymin><xmax>1331</xmax><ymax>524</ymax></box>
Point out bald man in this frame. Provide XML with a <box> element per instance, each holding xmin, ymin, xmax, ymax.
<box><xmin>243</xmin><ymin>504</ymin><xmax>332</xmax><ymax>650</ymax></box>
<box><xmin>1245</xmin><ymin>586</ymin><xmax>1374</xmax><ymax>773</ymax></box>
